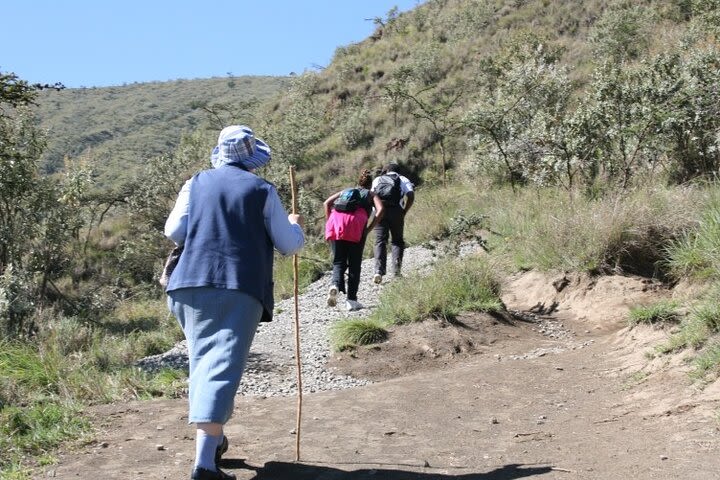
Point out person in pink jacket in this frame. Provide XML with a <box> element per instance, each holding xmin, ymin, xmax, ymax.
<box><xmin>323</xmin><ymin>169</ymin><xmax>384</xmax><ymax>311</ymax></box>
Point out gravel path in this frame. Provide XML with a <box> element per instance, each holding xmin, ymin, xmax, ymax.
<box><xmin>137</xmin><ymin>243</ymin><xmax>452</xmax><ymax>397</ymax></box>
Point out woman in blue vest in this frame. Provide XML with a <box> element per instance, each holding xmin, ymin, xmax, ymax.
<box><xmin>164</xmin><ymin>125</ymin><xmax>304</xmax><ymax>480</ymax></box>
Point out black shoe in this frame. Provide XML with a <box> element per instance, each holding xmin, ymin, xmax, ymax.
<box><xmin>214</xmin><ymin>435</ymin><xmax>228</xmax><ymax>465</ymax></box>
<box><xmin>191</xmin><ymin>466</ymin><xmax>236</xmax><ymax>480</ymax></box>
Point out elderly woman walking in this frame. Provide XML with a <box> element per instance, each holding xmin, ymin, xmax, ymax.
<box><xmin>164</xmin><ymin>125</ymin><xmax>304</xmax><ymax>480</ymax></box>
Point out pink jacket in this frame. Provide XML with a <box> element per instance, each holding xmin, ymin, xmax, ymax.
<box><xmin>325</xmin><ymin>209</ymin><xmax>369</xmax><ymax>243</ymax></box>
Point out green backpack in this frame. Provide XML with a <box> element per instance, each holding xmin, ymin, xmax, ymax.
<box><xmin>333</xmin><ymin>188</ymin><xmax>362</xmax><ymax>212</ymax></box>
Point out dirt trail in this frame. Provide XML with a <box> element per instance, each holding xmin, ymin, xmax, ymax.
<box><xmin>41</xmin><ymin>272</ymin><xmax>720</xmax><ymax>480</ymax></box>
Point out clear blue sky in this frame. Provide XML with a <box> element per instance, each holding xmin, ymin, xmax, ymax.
<box><xmin>2</xmin><ymin>0</ymin><xmax>422</xmax><ymax>88</ymax></box>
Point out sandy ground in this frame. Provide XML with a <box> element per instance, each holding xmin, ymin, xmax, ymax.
<box><xmin>39</xmin><ymin>271</ymin><xmax>720</xmax><ymax>480</ymax></box>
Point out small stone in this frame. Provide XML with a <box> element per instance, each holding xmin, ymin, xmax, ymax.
<box><xmin>290</xmin><ymin>428</ymin><xmax>297</xmax><ymax>435</ymax></box>
<box><xmin>99</xmin><ymin>442</ymin><xmax>110</xmax><ymax>448</ymax></box>
<box><xmin>490</xmin><ymin>417</ymin><xmax>499</xmax><ymax>424</ymax></box>
<box><xmin>660</xmin><ymin>455</ymin><xmax>668</xmax><ymax>460</ymax></box>
<box><xmin>156</xmin><ymin>444</ymin><xmax>166</xmax><ymax>451</ymax></box>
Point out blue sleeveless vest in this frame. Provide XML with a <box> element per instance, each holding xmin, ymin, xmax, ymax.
<box><xmin>167</xmin><ymin>165</ymin><xmax>276</xmax><ymax>322</ymax></box>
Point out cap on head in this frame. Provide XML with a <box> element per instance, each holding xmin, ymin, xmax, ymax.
<box><xmin>385</xmin><ymin>161</ymin><xmax>400</xmax><ymax>172</ymax></box>
<box><xmin>210</xmin><ymin>125</ymin><xmax>271</xmax><ymax>170</ymax></box>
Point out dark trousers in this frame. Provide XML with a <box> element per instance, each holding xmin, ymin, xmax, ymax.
<box><xmin>331</xmin><ymin>238</ymin><xmax>365</xmax><ymax>301</ymax></box>
<box><xmin>373</xmin><ymin>205</ymin><xmax>405</xmax><ymax>276</ymax></box>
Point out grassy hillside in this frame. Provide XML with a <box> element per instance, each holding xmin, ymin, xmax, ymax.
<box><xmin>32</xmin><ymin>0</ymin><xmax>705</xmax><ymax>194</ymax></box>
<box><xmin>254</xmin><ymin>0</ymin><xmax>695</xmax><ymax>192</ymax></box>
<box><xmin>35</xmin><ymin>75</ymin><xmax>289</xmax><ymax>187</ymax></box>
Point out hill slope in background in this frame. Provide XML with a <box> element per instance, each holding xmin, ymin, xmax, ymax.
<box><xmin>34</xmin><ymin>76</ymin><xmax>289</xmax><ymax>187</ymax></box>
<box><xmin>32</xmin><ymin>0</ymin><xmax>695</xmax><ymax>193</ymax></box>
<box><xmin>258</xmin><ymin>0</ymin><xmax>691</xmax><ymax>190</ymax></box>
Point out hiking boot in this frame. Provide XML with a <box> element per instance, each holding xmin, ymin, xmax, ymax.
<box><xmin>327</xmin><ymin>286</ymin><xmax>338</xmax><ymax>307</ymax></box>
<box><xmin>191</xmin><ymin>466</ymin><xmax>236</xmax><ymax>480</ymax></box>
<box><xmin>345</xmin><ymin>300</ymin><xmax>363</xmax><ymax>312</ymax></box>
<box><xmin>373</xmin><ymin>273</ymin><xmax>382</xmax><ymax>284</ymax></box>
<box><xmin>214</xmin><ymin>435</ymin><xmax>228</xmax><ymax>465</ymax></box>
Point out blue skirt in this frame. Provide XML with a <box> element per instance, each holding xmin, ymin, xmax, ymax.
<box><xmin>167</xmin><ymin>287</ymin><xmax>263</xmax><ymax>424</ymax></box>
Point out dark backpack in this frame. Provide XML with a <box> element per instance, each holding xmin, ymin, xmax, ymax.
<box><xmin>333</xmin><ymin>188</ymin><xmax>362</xmax><ymax>212</ymax></box>
<box><xmin>374</xmin><ymin>174</ymin><xmax>402</xmax><ymax>205</ymax></box>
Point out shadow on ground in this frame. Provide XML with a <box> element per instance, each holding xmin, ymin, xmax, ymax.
<box><xmin>223</xmin><ymin>459</ymin><xmax>553</xmax><ymax>479</ymax></box>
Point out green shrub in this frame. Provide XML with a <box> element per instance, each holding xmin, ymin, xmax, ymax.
<box><xmin>404</xmin><ymin>185</ymin><xmax>491</xmax><ymax>246</ymax></box>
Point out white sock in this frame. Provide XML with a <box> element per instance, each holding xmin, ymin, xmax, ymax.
<box><xmin>194</xmin><ymin>430</ymin><xmax>219</xmax><ymax>471</ymax></box>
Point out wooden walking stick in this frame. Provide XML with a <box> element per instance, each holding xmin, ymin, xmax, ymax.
<box><xmin>289</xmin><ymin>166</ymin><xmax>303</xmax><ymax>462</ymax></box>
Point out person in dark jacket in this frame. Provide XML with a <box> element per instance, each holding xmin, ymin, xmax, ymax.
<box><xmin>370</xmin><ymin>161</ymin><xmax>414</xmax><ymax>283</ymax></box>
<box><xmin>164</xmin><ymin>125</ymin><xmax>304</xmax><ymax>480</ymax></box>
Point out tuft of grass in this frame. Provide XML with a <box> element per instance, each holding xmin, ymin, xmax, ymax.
<box><xmin>0</xmin><ymin>465</ymin><xmax>31</xmax><ymax>480</ymax></box>
<box><xmin>0</xmin><ymin>401</ymin><xmax>90</xmax><ymax>476</ymax></box>
<box><xmin>0</xmin><ymin>341</ymin><xmax>63</xmax><ymax>405</ymax></box>
<box><xmin>628</xmin><ymin>300</ymin><xmax>679</xmax><ymax>326</ymax></box>
<box><xmin>666</xmin><ymin>202</ymin><xmax>720</xmax><ymax>281</ymax></box>
<box><xmin>622</xmin><ymin>370</ymin><xmax>650</xmax><ymax>390</ymax></box>
<box><xmin>692</xmin><ymin>302</ymin><xmax>720</xmax><ymax>332</ymax></box>
<box><xmin>656</xmin><ymin>320</ymin><xmax>710</xmax><ymax>354</ymax></box>
<box><xmin>0</xmin><ymin>311</ymin><xmax>189</xmax><ymax>477</ymax></box>
<box><xmin>657</xmin><ymin>297</ymin><xmax>720</xmax><ymax>354</ymax></box>
<box><xmin>371</xmin><ymin>255</ymin><xmax>503</xmax><ymax>327</ymax></box>
<box><xmin>0</xmin><ymin>332</ymin><xmax>188</xmax><ymax>405</ymax></box>
<box><xmin>330</xmin><ymin>319</ymin><xmax>388</xmax><ymax>351</ymax></box>
<box><xmin>103</xmin><ymin>299</ymin><xmax>173</xmax><ymax>333</ymax></box>
<box><xmin>691</xmin><ymin>342</ymin><xmax>720</xmax><ymax>380</ymax></box>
